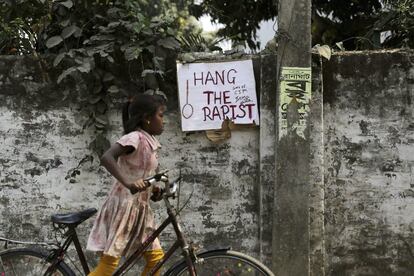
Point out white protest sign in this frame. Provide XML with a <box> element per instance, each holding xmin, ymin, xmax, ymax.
<box><xmin>177</xmin><ymin>59</ymin><xmax>260</xmax><ymax>131</ymax></box>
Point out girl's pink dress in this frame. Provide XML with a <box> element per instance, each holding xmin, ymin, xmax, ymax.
<box><xmin>86</xmin><ymin>130</ymin><xmax>162</xmax><ymax>257</ymax></box>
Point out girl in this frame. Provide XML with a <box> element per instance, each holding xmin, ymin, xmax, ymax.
<box><xmin>87</xmin><ymin>94</ymin><xmax>166</xmax><ymax>276</ymax></box>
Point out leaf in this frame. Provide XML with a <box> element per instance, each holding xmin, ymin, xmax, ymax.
<box><xmin>90</xmin><ymin>34</ymin><xmax>116</xmax><ymax>41</ymax></box>
<box><xmin>103</xmin><ymin>73</ymin><xmax>114</xmax><ymax>82</ymax></box>
<box><xmin>166</xmin><ymin>27</ymin><xmax>175</xmax><ymax>36</ymax></box>
<box><xmin>95</xmin><ymin>115</ymin><xmax>108</xmax><ymax>125</ymax></box>
<box><xmin>157</xmin><ymin>37</ymin><xmax>180</xmax><ymax>50</ymax></box>
<box><xmin>107</xmin><ymin>7</ymin><xmax>121</xmax><ymax>17</ymax></box>
<box><xmin>86</xmin><ymin>48</ymin><xmax>97</xmax><ymax>56</ymax></box>
<box><xmin>142</xmin><ymin>28</ymin><xmax>154</xmax><ymax>36</ymax></box>
<box><xmin>89</xmin><ymin>95</ymin><xmax>102</xmax><ymax>104</ymax></box>
<box><xmin>144</xmin><ymin>89</ymin><xmax>155</xmax><ymax>95</ymax></box>
<box><xmin>77</xmin><ymin>59</ymin><xmax>94</xmax><ymax>73</ymax></box>
<box><xmin>107</xmin><ymin>85</ymin><xmax>119</xmax><ymax>94</ymax></box>
<box><xmin>153</xmin><ymin>56</ymin><xmax>165</xmax><ymax>71</ymax></box>
<box><xmin>99</xmin><ymin>51</ymin><xmax>108</xmax><ymax>57</ymax></box>
<box><xmin>132</xmin><ymin>22</ymin><xmax>144</xmax><ymax>33</ymax></box>
<box><xmin>67</xmin><ymin>49</ymin><xmax>76</xmax><ymax>58</ymax></box>
<box><xmin>74</xmin><ymin>27</ymin><xmax>82</xmax><ymax>38</ymax></box>
<box><xmin>154</xmin><ymin>90</ymin><xmax>167</xmax><ymax>101</ymax></box>
<box><xmin>61</xmin><ymin>25</ymin><xmax>79</xmax><ymax>39</ymax></box>
<box><xmin>60</xmin><ymin>19</ymin><xmax>70</xmax><ymax>27</ymax></box>
<box><xmin>180</xmin><ymin>53</ymin><xmax>196</xmax><ymax>63</ymax></box>
<box><xmin>53</xmin><ymin>52</ymin><xmax>66</xmax><ymax>67</ymax></box>
<box><xmin>335</xmin><ymin>42</ymin><xmax>346</xmax><ymax>51</ymax></box>
<box><xmin>314</xmin><ymin>44</ymin><xmax>332</xmax><ymax>60</ymax></box>
<box><xmin>57</xmin><ymin>67</ymin><xmax>76</xmax><ymax>84</ymax></box>
<box><xmin>107</xmin><ymin>55</ymin><xmax>114</xmax><ymax>63</ymax></box>
<box><xmin>95</xmin><ymin>122</ymin><xmax>106</xmax><ymax>130</ymax></box>
<box><xmin>145</xmin><ymin>45</ymin><xmax>155</xmax><ymax>53</ymax></box>
<box><xmin>46</xmin><ymin>36</ymin><xmax>63</xmax><ymax>48</ymax></box>
<box><xmin>141</xmin><ymin>69</ymin><xmax>155</xmax><ymax>77</ymax></box>
<box><xmin>59</xmin><ymin>0</ymin><xmax>73</xmax><ymax>9</ymax></box>
<box><xmin>107</xmin><ymin>21</ymin><xmax>121</xmax><ymax>28</ymax></box>
<box><xmin>77</xmin><ymin>63</ymin><xmax>91</xmax><ymax>73</ymax></box>
<box><xmin>124</xmin><ymin>46</ymin><xmax>142</xmax><ymax>61</ymax></box>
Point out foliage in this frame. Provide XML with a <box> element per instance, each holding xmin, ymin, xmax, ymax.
<box><xmin>178</xmin><ymin>32</ymin><xmax>223</xmax><ymax>52</ymax></box>
<box><xmin>190</xmin><ymin>0</ymin><xmax>414</xmax><ymax>51</ymax></box>
<box><xmin>380</xmin><ymin>0</ymin><xmax>414</xmax><ymax>48</ymax></box>
<box><xmin>49</xmin><ymin>0</ymin><xmax>184</xmax><ymax>136</ymax></box>
<box><xmin>0</xmin><ymin>0</ymin><xmax>51</xmax><ymax>55</ymax></box>
<box><xmin>312</xmin><ymin>0</ymin><xmax>383</xmax><ymax>49</ymax></box>
<box><xmin>312</xmin><ymin>0</ymin><xmax>414</xmax><ymax>50</ymax></box>
<box><xmin>0</xmin><ymin>0</ymin><xmax>194</xmax><ymax>154</ymax></box>
<box><xmin>189</xmin><ymin>0</ymin><xmax>277</xmax><ymax>50</ymax></box>
<box><xmin>0</xmin><ymin>0</ymin><xmax>226</xmax><ymax>154</ymax></box>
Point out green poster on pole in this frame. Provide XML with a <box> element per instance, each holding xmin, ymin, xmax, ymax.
<box><xmin>279</xmin><ymin>67</ymin><xmax>311</xmax><ymax>139</ymax></box>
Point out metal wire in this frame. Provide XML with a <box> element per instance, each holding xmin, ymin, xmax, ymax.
<box><xmin>177</xmin><ymin>178</ymin><xmax>196</xmax><ymax>215</ymax></box>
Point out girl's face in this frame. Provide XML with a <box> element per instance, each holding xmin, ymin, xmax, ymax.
<box><xmin>144</xmin><ymin>105</ymin><xmax>166</xmax><ymax>135</ymax></box>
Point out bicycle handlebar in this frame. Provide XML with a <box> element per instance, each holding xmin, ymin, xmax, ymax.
<box><xmin>143</xmin><ymin>170</ymin><xmax>181</xmax><ymax>198</ymax></box>
<box><xmin>144</xmin><ymin>170</ymin><xmax>169</xmax><ymax>184</ymax></box>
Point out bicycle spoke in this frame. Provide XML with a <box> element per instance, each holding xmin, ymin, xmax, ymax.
<box><xmin>191</xmin><ymin>258</ymin><xmax>262</xmax><ymax>275</ymax></box>
<box><xmin>0</xmin><ymin>249</ymin><xmax>71</xmax><ymax>276</ymax></box>
<box><xmin>171</xmin><ymin>251</ymin><xmax>273</xmax><ymax>276</ymax></box>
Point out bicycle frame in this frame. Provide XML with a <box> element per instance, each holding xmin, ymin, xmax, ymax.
<box><xmin>43</xmin><ymin>225</ymin><xmax>92</xmax><ymax>275</ymax></box>
<box><xmin>0</xmin><ymin>227</ymin><xmax>91</xmax><ymax>275</ymax></box>
<box><xmin>0</xmin><ymin>237</ymin><xmax>55</xmax><ymax>249</ymax></box>
<box><xmin>113</xmin><ymin>195</ymin><xmax>197</xmax><ymax>276</ymax></box>
<box><xmin>42</xmin><ymin>192</ymin><xmax>197</xmax><ymax>276</ymax></box>
<box><xmin>0</xmin><ymin>176</ymin><xmax>198</xmax><ymax>276</ymax></box>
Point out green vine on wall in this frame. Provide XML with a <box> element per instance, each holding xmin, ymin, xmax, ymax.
<box><xmin>46</xmin><ymin>0</ymin><xmax>181</xmax><ymax>146</ymax></box>
<box><xmin>1</xmin><ymin>0</ymin><xmax>187</xmax><ymax>155</ymax></box>
<box><xmin>1</xmin><ymin>0</ymin><xmax>224</xmax><ymax>157</ymax></box>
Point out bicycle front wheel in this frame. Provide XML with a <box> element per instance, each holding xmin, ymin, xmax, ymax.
<box><xmin>0</xmin><ymin>248</ymin><xmax>74</xmax><ymax>276</ymax></box>
<box><xmin>169</xmin><ymin>249</ymin><xmax>274</xmax><ymax>276</ymax></box>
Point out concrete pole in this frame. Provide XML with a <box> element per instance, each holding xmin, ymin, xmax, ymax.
<box><xmin>272</xmin><ymin>0</ymin><xmax>313</xmax><ymax>275</ymax></box>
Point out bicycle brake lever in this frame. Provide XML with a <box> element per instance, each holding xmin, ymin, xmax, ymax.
<box><xmin>144</xmin><ymin>170</ymin><xmax>169</xmax><ymax>183</ymax></box>
<box><xmin>153</xmin><ymin>170</ymin><xmax>169</xmax><ymax>181</ymax></box>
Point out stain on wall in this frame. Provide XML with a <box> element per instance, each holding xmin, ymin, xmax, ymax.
<box><xmin>0</xmin><ymin>55</ymin><xmax>267</xmax><ymax>272</ymax></box>
<box><xmin>323</xmin><ymin>50</ymin><xmax>414</xmax><ymax>276</ymax></box>
<box><xmin>3</xmin><ymin>50</ymin><xmax>412</xmax><ymax>275</ymax></box>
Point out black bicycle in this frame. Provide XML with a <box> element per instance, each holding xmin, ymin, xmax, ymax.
<box><xmin>0</xmin><ymin>171</ymin><xmax>274</xmax><ymax>276</ymax></box>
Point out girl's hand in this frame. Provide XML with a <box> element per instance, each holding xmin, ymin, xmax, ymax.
<box><xmin>126</xmin><ymin>179</ymin><xmax>147</xmax><ymax>194</ymax></box>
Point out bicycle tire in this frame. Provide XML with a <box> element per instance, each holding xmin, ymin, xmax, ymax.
<box><xmin>0</xmin><ymin>248</ymin><xmax>74</xmax><ymax>276</ymax></box>
<box><xmin>167</xmin><ymin>249</ymin><xmax>274</xmax><ymax>276</ymax></box>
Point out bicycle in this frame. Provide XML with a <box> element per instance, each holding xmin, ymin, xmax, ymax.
<box><xmin>0</xmin><ymin>171</ymin><xmax>274</xmax><ymax>276</ymax></box>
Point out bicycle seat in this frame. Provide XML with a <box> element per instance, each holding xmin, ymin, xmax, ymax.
<box><xmin>51</xmin><ymin>208</ymin><xmax>97</xmax><ymax>226</ymax></box>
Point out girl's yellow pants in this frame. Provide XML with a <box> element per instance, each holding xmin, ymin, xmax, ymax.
<box><xmin>88</xmin><ymin>249</ymin><xmax>164</xmax><ymax>276</ymax></box>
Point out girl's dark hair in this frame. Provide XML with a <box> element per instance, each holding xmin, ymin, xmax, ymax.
<box><xmin>122</xmin><ymin>94</ymin><xmax>166</xmax><ymax>134</ymax></box>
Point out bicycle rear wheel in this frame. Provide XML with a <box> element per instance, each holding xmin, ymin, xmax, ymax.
<box><xmin>0</xmin><ymin>248</ymin><xmax>74</xmax><ymax>276</ymax></box>
<box><xmin>169</xmin><ymin>249</ymin><xmax>274</xmax><ymax>276</ymax></box>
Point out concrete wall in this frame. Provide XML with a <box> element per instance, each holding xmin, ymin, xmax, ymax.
<box><xmin>1</xmin><ymin>49</ymin><xmax>414</xmax><ymax>275</ymax></box>
<box><xmin>0</xmin><ymin>55</ymin><xmax>275</xmax><ymax>271</ymax></box>
<box><xmin>323</xmin><ymin>50</ymin><xmax>414</xmax><ymax>276</ymax></box>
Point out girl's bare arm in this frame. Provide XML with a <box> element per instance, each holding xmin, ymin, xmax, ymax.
<box><xmin>100</xmin><ymin>143</ymin><xmax>146</xmax><ymax>193</ymax></box>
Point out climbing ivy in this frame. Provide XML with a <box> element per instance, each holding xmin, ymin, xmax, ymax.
<box><xmin>44</xmin><ymin>0</ymin><xmax>182</xmax><ymax>131</ymax></box>
<box><xmin>0</xmin><ymin>0</ymin><xmax>192</xmax><ymax>154</ymax></box>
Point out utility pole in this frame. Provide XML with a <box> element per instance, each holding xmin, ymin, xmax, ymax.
<box><xmin>272</xmin><ymin>0</ymin><xmax>314</xmax><ymax>275</ymax></box>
